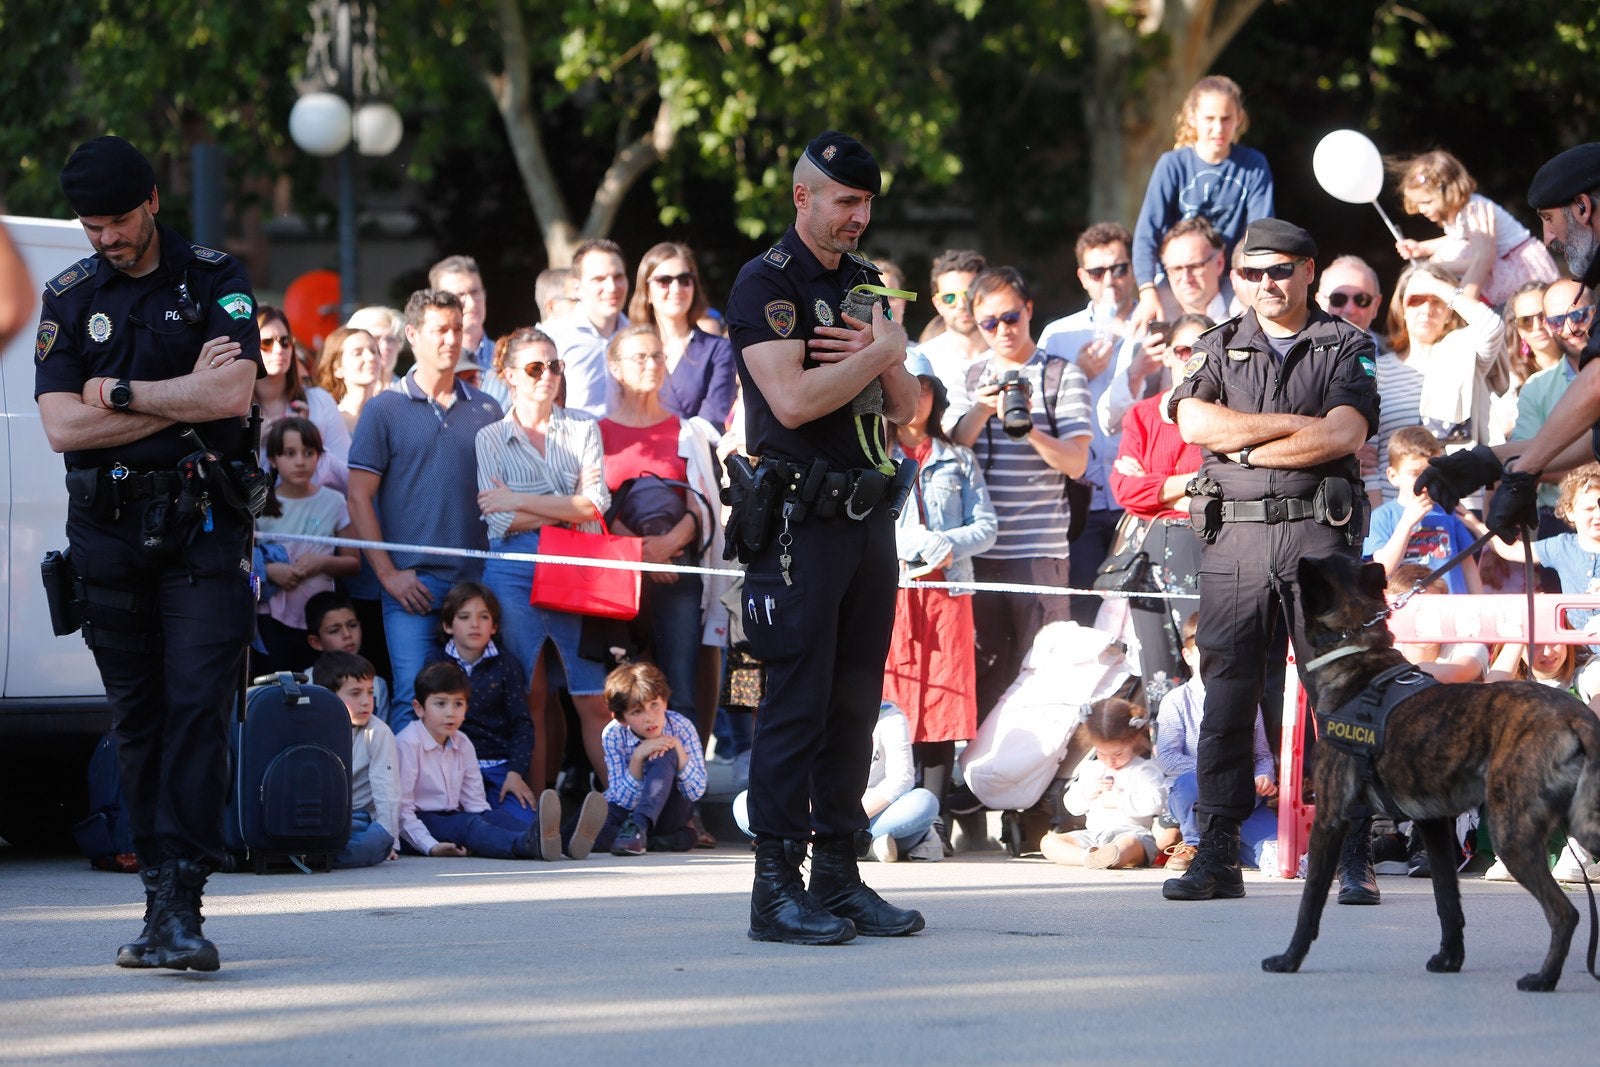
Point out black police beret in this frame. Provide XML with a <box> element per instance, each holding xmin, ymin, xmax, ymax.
<box><xmin>60</xmin><ymin>136</ymin><xmax>156</xmax><ymax>218</ymax></box>
<box><xmin>804</xmin><ymin>131</ymin><xmax>881</xmax><ymax>195</ymax></box>
<box><xmin>1528</xmin><ymin>143</ymin><xmax>1600</xmax><ymax>210</ymax></box>
<box><xmin>1240</xmin><ymin>217</ymin><xmax>1318</xmax><ymax>260</ymax></box>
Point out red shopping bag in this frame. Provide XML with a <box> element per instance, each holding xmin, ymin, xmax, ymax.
<box><xmin>529</xmin><ymin>519</ymin><xmax>642</xmax><ymax>620</ymax></box>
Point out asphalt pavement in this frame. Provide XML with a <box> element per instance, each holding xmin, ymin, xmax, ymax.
<box><xmin>2</xmin><ymin>841</ymin><xmax>1597</xmax><ymax>1067</ymax></box>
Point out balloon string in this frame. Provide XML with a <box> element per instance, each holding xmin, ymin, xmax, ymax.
<box><xmin>1371</xmin><ymin>199</ymin><xmax>1407</xmax><ymax>246</ymax></box>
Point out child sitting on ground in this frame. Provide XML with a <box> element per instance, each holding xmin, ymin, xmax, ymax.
<box><xmin>305</xmin><ymin>590</ymin><xmax>389</xmax><ymax>717</ymax></box>
<box><xmin>395</xmin><ymin>662</ymin><xmax>603</xmax><ymax>860</ymax></box>
<box><xmin>593</xmin><ymin>662</ymin><xmax>708</xmax><ymax>856</ymax></box>
<box><xmin>1040</xmin><ymin>697</ymin><xmax>1168</xmax><ymax>870</ymax></box>
<box><xmin>426</xmin><ymin>582</ymin><xmax>540</xmax><ymax>826</ymax></box>
<box><xmin>312</xmin><ymin>650</ymin><xmax>399</xmax><ymax>868</ymax></box>
<box><xmin>1153</xmin><ymin>613</ymin><xmax>1278</xmax><ymax>873</ymax></box>
<box><xmin>1364</xmin><ymin>426</ymin><xmax>1482</xmax><ymax>595</ymax></box>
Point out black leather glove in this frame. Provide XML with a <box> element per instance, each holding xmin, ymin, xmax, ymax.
<box><xmin>1413</xmin><ymin>444</ymin><xmax>1503</xmax><ymax>513</ymax></box>
<box><xmin>1485</xmin><ymin>469</ymin><xmax>1540</xmax><ymax>544</ymax></box>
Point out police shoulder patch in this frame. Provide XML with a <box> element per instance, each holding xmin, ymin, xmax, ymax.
<box><xmin>190</xmin><ymin>244</ymin><xmax>229</xmax><ymax>265</ymax></box>
<box><xmin>1183</xmin><ymin>353</ymin><xmax>1207</xmax><ymax>377</ymax></box>
<box><xmin>35</xmin><ymin>320</ymin><xmax>59</xmax><ymax>362</ymax></box>
<box><xmin>765</xmin><ymin>300</ymin><xmax>797</xmax><ymax>337</ymax></box>
<box><xmin>763</xmin><ymin>245</ymin><xmax>791</xmax><ymax>270</ymax></box>
<box><xmin>46</xmin><ymin>257</ymin><xmax>97</xmax><ymax>296</ymax></box>
<box><xmin>1359</xmin><ymin>355</ymin><xmax>1377</xmax><ymax>377</ymax></box>
<box><xmin>217</xmin><ymin>292</ymin><xmax>254</xmax><ymax>320</ymax></box>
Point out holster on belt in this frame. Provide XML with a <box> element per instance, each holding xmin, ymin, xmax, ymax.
<box><xmin>1187</xmin><ymin>474</ymin><xmax>1223</xmax><ymax>543</ymax></box>
<box><xmin>41</xmin><ymin>549</ymin><xmax>83</xmax><ymax>637</ymax></box>
<box><xmin>721</xmin><ymin>454</ymin><xmax>777</xmax><ymax>563</ymax></box>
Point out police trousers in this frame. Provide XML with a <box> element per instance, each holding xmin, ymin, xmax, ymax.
<box><xmin>1192</xmin><ymin>518</ymin><xmax>1350</xmax><ymax>822</ymax></box>
<box><xmin>740</xmin><ymin>505</ymin><xmax>898</xmax><ymax>841</ymax></box>
<box><xmin>68</xmin><ymin>500</ymin><xmax>254</xmax><ymax>868</ymax></box>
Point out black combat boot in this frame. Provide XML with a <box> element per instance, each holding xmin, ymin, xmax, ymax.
<box><xmin>1336</xmin><ymin>819</ymin><xmax>1381</xmax><ymax>905</ymax></box>
<box><xmin>748</xmin><ymin>838</ymin><xmax>856</xmax><ymax>945</ymax></box>
<box><xmin>1162</xmin><ymin>814</ymin><xmax>1245</xmax><ymax>900</ymax></box>
<box><xmin>151</xmin><ymin>859</ymin><xmax>221</xmax><ymax>972</ymax></box>
<box><xmin>809</xmin><ymin>834</ymin><xmax>926</xmax><ymax>936</ymax></box>
<box><xmin>114</xmin><ymin>866</ymin><xmax>162</xmax><ymax>968</ymax></box>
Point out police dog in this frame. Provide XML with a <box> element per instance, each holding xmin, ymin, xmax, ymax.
<box><xmin>1262</xmin><ymin>553</ymin><xmax>1600</xmax><ymax>991</ymax></box>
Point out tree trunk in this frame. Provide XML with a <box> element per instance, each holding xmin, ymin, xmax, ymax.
<box><xmin>1085</xmin><ymin>0</ymin><xmax>1268</xmax><ymax>229</ymax></box>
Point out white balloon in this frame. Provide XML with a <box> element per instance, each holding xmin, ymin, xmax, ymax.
<box><xmin>1313</xmin><ymin>129</ymin><xmax>1385</xmax><ymax>205</ymax></box>
<box><xmin>289</xmin><ymin>92</ymin><xmax>352</xmax><ymax>157</ymax></box>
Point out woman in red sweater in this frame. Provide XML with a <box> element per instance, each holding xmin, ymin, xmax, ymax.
<box><xmin>1107</xmin><ymin>313</ymin><xmax>1211</xmax><ymax>704</ymax></box>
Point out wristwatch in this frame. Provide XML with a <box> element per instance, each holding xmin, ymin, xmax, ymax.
<box><xmin>1238</xmin><ymin>445</ymin><xmax>1255</xmax><ymax>469</ymax></box>
<box><xmin>108</xmin><ymin>378</ymin><xmax>133</xmax><ymax>411</ymax></box>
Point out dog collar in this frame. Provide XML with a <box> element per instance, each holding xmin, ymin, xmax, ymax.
<box><xmin>1302</xmin><ymin>645</ymin><xmax>1365</xmax><ymax>672</ymax></box>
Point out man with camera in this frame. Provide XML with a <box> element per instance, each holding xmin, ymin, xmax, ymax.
<box><xmin>949</xmin><ymin>266</ymin><xmax>1093</xmax><ymax>721</ymax></box>
<box><xmin>1161</xmin><ymin>218</ymin><xmax>1379</xmax><ymax>903</ymax></box>
<box><xmin>34</xmin><ymin>136</ymin><xmax>263</xmax><ymax>971</ymax></box>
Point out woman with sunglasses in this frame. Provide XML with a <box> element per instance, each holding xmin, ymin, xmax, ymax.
<box><xmin>626</xmin><ymin>242</ymin><xmax>737</xmax><ymax>430</ymax></box>
<box><xmin>475</xmin><ymin>327</ymin><xmax>613</xmax><ymax>793</ymax></box>
<box><xmin>1108</xmin><ymin>314</ymin><xmax>1211</xmax><ymax>705</ymax></box>
<box><xmin>254</xmin><ymin>304</ymin><xmax>350</xmax><ymax>489</ymax></box>
<box><xmin>1385</xmin><ymin>263</ymin><xmax>1507</xmax><ymax>468</ymax></box>
<box><xmin>1490</xmin><ymin>282</ymin><xmax>1562</xmax><ymax>446</ymax></box>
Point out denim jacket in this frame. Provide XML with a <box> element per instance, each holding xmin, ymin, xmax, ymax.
<box><xmin>891</xmin><ymin>437</ymin><xmax>998</xmax><ymax>596</ymax></box>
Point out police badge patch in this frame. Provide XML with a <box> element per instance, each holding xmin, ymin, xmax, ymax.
<box><xmin>814</xmin><ymin>299</ymin><xmax>835</xmax><ymax>327</ymax></box>
<box><xmin>217</xmin><ymin>292</ymin><xmax>254</xmax><ymax>320</ymax></box>
<box><xmin>35</xmin><ymin>320</ymin><xmax>59</xmax><ymax>362</ymax></box>
<box><xmin>87</xmin><ymin>312</ymin><xmax>113</xmax><ymax>344</ymax></box>
<box><xmin>1183</xmin><ymin>353</ymin><xmax>1207</xmax><ymax>377</ymax></box>
<box><xmin>765</xmin><ymin>300</ymin><xmax>797</xmax><ymax>337</ymax></box>
<box><xmin>1227</xmin><ymin>348</ymin><xmax>1251</xmax><ymax>361</ymax></box>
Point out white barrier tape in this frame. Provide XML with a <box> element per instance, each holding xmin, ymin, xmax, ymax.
<box><xmin>256</xmin><ymin>531</ymin><xmax>1199</xmax><ymax>601</ymax></box>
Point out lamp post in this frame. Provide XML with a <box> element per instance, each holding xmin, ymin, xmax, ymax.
<box><xmin>287</xmin><ymin>0</ymin><xmax>403</xmax><ymax>321</ymax></box>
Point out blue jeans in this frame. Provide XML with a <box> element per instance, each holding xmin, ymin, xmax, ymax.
<box><xmin>869</xmin><ymin>787</ymin><xmax>940</xmax><ymax>846</ymax></box>
<box><xmin>479</xmin><ymin>761</ymin><xmax>536</xmax><ymax>827</ymax></box>
<box><xmin>593</xmin><ymin>755</ymin><xmax>695</xmax><ymax>851</ymax></box>
<box><xmin>416</xmin><ymin>808</ymin><xmax>535</xmax><ymax>859</ymax></box>
<box><xmin>1167</xmin><ymin>771</ymin><xmax>1277</xmax><ymax>866</ymax></box>
<box><xmin>333</xmin><ymin>809</ymin><xmax>395</xmax><ymax>869</ymax></box>
<box><xmin>636</xmin><ymin>571</ymin><xmax>703</xmax><ymax>725</ymax></box>
<box><xmin>381</xmin><ymin>569</ymin><xmax>453</xmax><ymax>729</ymax></box>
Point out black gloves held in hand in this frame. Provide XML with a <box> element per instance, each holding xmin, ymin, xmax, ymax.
<box><xmin>1413</xmin><ymin>444</ymin><xmax>1503</xmax><ymax>514</ymax></box>
<box><xmin>1485</xmin><ymin>469</ymin><xmax>1540</xmax><ymax>544</ymax></box>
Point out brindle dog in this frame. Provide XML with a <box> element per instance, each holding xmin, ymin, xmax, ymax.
<box><xmin>1262</xmin><ymin>553</ymin><xmax>1600</xmax><ymax>991</ymax></box>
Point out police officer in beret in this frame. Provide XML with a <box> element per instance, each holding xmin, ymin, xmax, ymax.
<box><xmin>722</xmin><ymin>131</ymin><xmax>924</xmax><ymax>944</ymax></box>
<box><xmin>1418</xmin><ymin>143</ymin><xmax>1600</xmax><ymax>534</ymax></box>
<box><xmin>34</xmin><ymin>136</ymin><xmax>262</xmax><ymax>972</ymax></box>
<box><xmin>1161</xmin><ymin>218</ymin><xmax>1380</xmax><ymax>903</ymax></box>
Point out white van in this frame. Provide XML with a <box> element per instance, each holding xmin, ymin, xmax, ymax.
<box><xmin>1</xmin><ymin>215</ymin><xmax>106</xmax><ymax>846</ymax></box>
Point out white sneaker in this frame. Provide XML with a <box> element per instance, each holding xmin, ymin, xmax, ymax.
<box><xmin>871</xmin><ymin>835</ymin><xmax>899</xmax><ymax>863</ymax></box>
<box><xmin>1483</xmin><ymin>857</ymin><xmax>1514</xmax><ymax>881</ymax></box>
<box><xmin>1552</xmin><ymin>838</ymin><xmax>1594</xmax><ymax>882</ymax></box>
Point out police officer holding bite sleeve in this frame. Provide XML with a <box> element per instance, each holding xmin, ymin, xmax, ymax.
<box><xmin>722</xmin><ymin>131</ymin><xmax>925</xmax><ymax>945</ymax></box>
<box><xmin>1161</xmin><ymin>219</ymin><xmax>1380</xmax><ymax>904</ymax></box>
<box><xmin>34</xmin><ymin>136</ymin><xmax>262</xmax><ymax>972</ymax></box>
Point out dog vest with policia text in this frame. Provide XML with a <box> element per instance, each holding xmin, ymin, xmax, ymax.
<box><xmin>1316</xmin><ymin>663</ymin><xmax>1440</xmax><ymax>817</ymax></box>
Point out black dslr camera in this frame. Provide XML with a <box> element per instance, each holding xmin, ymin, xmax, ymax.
<box><xmin>997</xmin><ymin>371</ymin><xmax>1033</xmax><ymax>438</ymax></box>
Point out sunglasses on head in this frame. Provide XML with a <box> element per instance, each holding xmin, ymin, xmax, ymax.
<box><xmin>520</xmin><ymin>358</ymin><xmax>564</xmax><ymax>379</ymax></box>
<box><xmin>934</xmin><ymin>288</ymin><xmax>968</xmax><ymax>307</ymax></box>
<box><xmin>1236</xmin><ymin>259</ymin><xmax>1304</xmax><ymax>284</ymax></box>
<box><xmin>1325</xmin><ymin>291</ymin><xmax>1375</xmax><ymax>310</ymax></box>
<box><xmin>977</xmin><ymin>310</ymin><xmax>1025</xmax><ymax>333</ymax></box>
<box><xmin>1083</xmin><ymin>262</ymin><xmax>1130</xmax><ymax>281</ymax></box>
<box><xmin>1546</xmin><ymin>304</ymin><xmax>1597</xmax><ymax>332</ymax></box>
<box><xmin>650</xmin><ymin>272</ymin><xmax>695</xmax><ymax>290</ymax></box>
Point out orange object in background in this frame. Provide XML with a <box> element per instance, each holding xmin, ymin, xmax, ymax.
<box><xmin>283</xmin><ymin>270</ymin><xmax>342</xmax><ymax>352</ymax></box>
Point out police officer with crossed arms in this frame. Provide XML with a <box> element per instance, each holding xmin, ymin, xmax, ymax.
<box><xmin>34</xmin><ymin>136</ymin><xmax>262</xmax><ymax>972</ymax></box>
<box><xmin>722</xmin><ymin>131</ymin><xmax>924</xmax><ymax>945</ymax></box>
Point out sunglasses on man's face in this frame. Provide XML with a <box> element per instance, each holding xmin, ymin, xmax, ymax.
<box><xmin>1082</xmin><ymin>262</ymin><xmax>1130</xmax><ymax>282</ymax></box>
<box><xmin>934</xmin><ymin>288</ymin><xmax>968</xmax><ymax>307</ymax></box>
<box><xmin>1325</xmin><ymin>290</ymin><xmax>1375</xmax><ymax>310</ymax></box>
<box><xmin>977</xmin><ymin>309</ymin><xmax>1025</xmax><ymax>333</ymax></box>
<box><xmin>1546</xmin><ymin>304</ymin><xmax>1597</xmax><ymax>332</ymax></box>
<box><xmin>1236</xmin><ymin>259</ymin><xmax>1304</xmax><ymax>284</ymax></box>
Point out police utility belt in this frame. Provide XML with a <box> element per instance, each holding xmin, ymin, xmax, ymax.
<box><xmin>721</xmin><ymin>454</ymin><xmax>917</xmax><ymax>564</ymax></box>
<box><xmin>1185</xmin><ymin>473</ymin><xmax>1364</xmax><ymax>545</ymax></box>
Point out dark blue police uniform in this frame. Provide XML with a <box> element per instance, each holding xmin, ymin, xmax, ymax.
<box><xmin>1166</xmin><ymin>306</ymin><xmax>1378</xmax><ymax>821</ymax></box>
<box><xmin>34</xmin><ymin>221</ymin><xmax>262</xmax><ymax>870</ymax></box>
<box><xmin>724</xmin><ymin>225</ymin><xmax>900</xmax><ymax>842</ymax></box>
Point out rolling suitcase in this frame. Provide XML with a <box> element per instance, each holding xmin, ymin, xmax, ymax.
<box><xmin>225</xmin><ymin>671</ymin><xmax>352</xmax><ymax>873</ymax></box>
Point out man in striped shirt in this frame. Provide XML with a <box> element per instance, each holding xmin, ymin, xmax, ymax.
<box><xmin>948</xmin><ymin>266</ymin><xmax>1093</xmax><ymax>720</ymax></box>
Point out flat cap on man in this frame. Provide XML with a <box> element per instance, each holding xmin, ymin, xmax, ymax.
<box><xmin>60</xmin><ymin>136</ymin><xmax>156</xmax><ymax>218</ymax></box>
<box><xmin>1239</xmin><ymin>218</ymin><xmax>1318</xmax><ymax>260</ymax></box>
<box><xmin>1528</xmin><ymin>143</ymin><xmax>1600</xmax><ymax>211</ymax></box>
<box><xmin>804</xmin><ymin>131</ymin><xmax>881</xmax><ymax>196</ymax></box>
